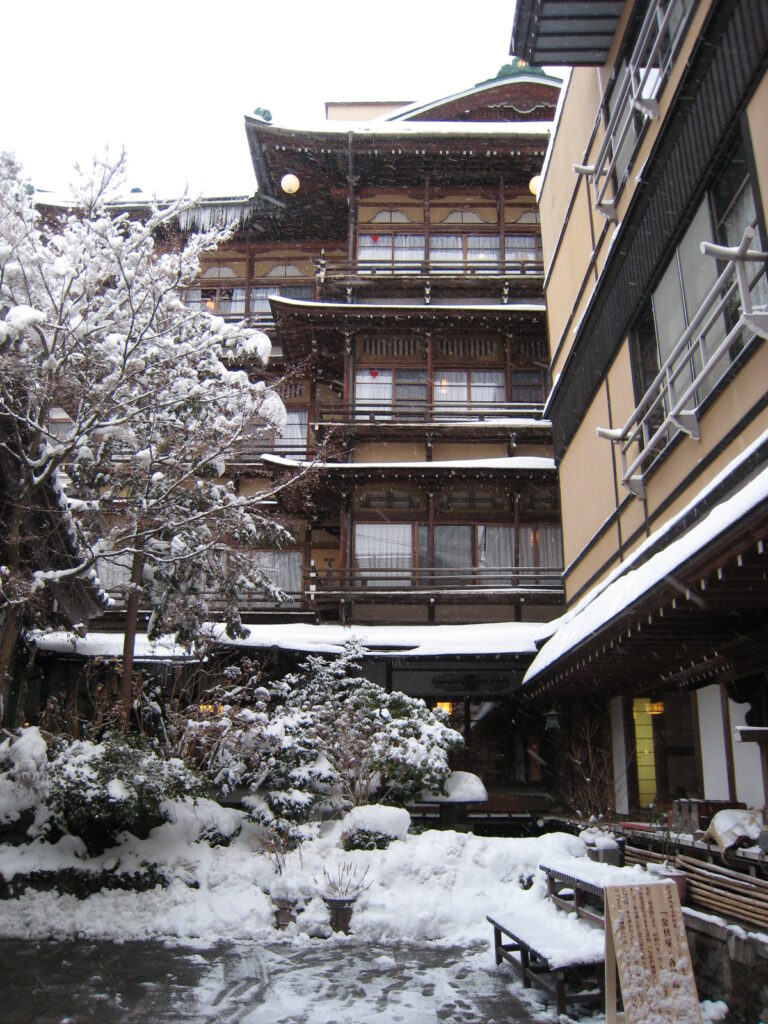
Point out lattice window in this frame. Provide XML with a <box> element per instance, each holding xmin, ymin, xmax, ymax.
<box><xmin>435</xmin><ymin>337</ymin><xmax>499</xmax><ymax>360</ymax></box>
<box><xmin>357</xmin><ymin>336</ymin><xmax>425</xmax><ymax>359</ymax></box>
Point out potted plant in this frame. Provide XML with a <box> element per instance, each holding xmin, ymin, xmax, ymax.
<box><xmin>318</xmin><ymin>863</ymin><xmax>371</xmax><ymax>934</ymax></box>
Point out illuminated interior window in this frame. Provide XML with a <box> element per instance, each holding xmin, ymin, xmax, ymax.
<box><xmin>633</xmin><ymin>697</ymin><xmax>657</xmax><ymax>806</ymax></box>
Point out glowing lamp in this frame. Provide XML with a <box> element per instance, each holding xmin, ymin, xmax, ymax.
<box><xmin>281</xmin><ymin>173</ymin><xmax>300</xmax><ymax>194</ymax></box>
<box><xmin>529</xmin><ymin>174</ymin><xmax>543</xmax><ymax>198</ymax></box>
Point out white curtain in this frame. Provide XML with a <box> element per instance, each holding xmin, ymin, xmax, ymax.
<box><xmin>466</xmin><ymin>234</ymin><xmax>500</xmax><ymax>264</ymax></box>
<box><xmin>249</xmin><ymin>286</ymin><xmax>275</xmax><ymax>312</ymax></box>
<box><xmin>429</xmin><ymin>234</ymin><xmax>463</xmax><ymax>263</ymax></box>
<box><xmin>393</xmin><ymin>233</ymin><xmax>425</xmax><ymax>264</ymax></box>
<box><xmin>275</xmin><ymin>410</ymin><xmax>308</xmax><ymax>456</ymax></box>
<box><xmin>470</xmin><ymin>370</ymin><xmax>505</xmax><ymax>409</ymax></box>
<box><xmin>184</xmin><ymin>288</ymin><xmax>202</xmax><ymax>311</ymax></box>
<box><xmin>477</xmin><ymin>526</ymin><xmax>514</xmax><ymax>568</ymax></box>
<box><xmin>519</xmin><ymin>524</ymin><xmax>563</xmax><ymax>568</ymax></box>
<box><xmin>359</xmin><ymin>234</ymin><xmax>393</xmax><ymax>264</ymax></box>
<box><xmin>505</xmin><ymin>234</ymin><xmax>539</xmax><ymax>263</ymax></box>
<box><xmin>354</xmin><ymin>523</ymin><xmax>412</xmax><ymax>587</ymax></box>
<box><xmin>433</xmin><ymin>370</ymin><xmax>467</xmax><ymax>418</ymax></box>
<box><xmin>355</xmin><ymin>368</ymin><xmax>393</xmax><ymax>419</ymax></box>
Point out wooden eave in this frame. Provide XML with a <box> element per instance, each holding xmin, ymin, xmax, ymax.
<box><xmin>244</xmin><ymin>118</ymin><xmax>551</xmax><ymax>200</ymax></box>
<box><xmin>522</xmin><ymin>501</ymin><xmax>768</xmax><ymax>704</ymax></box>
<box><xmin>262</xmin><ymin>455</ymin><xmax>557</xmax><ymax>514</ymax></box>
<box><xmin>270</xmin><ymin>297</ymin><xmax>547</xmax><ymax>373</ymax></box>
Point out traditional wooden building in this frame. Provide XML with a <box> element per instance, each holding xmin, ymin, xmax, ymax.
<box><xmin>168</xmin><ymin>66</ymin><xmax>567</xmax><ymax>797</ymax></box>
<box><xmin>512</xmin><ymin>0</ymin><xmax>768</xmax><ymax>819</ymax></box>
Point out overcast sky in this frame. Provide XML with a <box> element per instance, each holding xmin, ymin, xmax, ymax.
<box><xmin>3</xmin><ymin>0</ymin><xmax>522</xmax><ymax>199</ymax></box>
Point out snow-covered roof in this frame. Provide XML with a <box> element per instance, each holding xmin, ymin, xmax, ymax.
<box><xmin>261</xmin><ymin>454</ymin><xmax>556</xmax><ymax>472</ymax></box>
<box><xmin>250</xmin><ymin>117</ymin><xmax>553</xmax><ymax>138</ymax></box>
<box><xmin>30</xmin><ymin>631</ymin><xmax>195</xmax><ymax>661</ymax></box>
<box><xmin>31</xmin><ymin>620</ymin><xmax>551</xmax><ymax>661</ymax></box>
<box><xmin>271</xmin><ymin>296</ymin><xmax>546</xmax><ymax>315</ymax></box>
<box><xmin>524</xmin><ymin>446</ymin><xmax>768</xmax><ymax>684</ymax></box>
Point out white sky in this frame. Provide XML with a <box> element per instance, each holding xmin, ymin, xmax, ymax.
<box><xmin>3</xmin><ymin>0</ymin><xmax>522</xmax><ymax>200</ymax></box>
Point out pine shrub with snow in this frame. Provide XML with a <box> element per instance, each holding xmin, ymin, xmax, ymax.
<box><xmin>173</xmin><ymin>644</ymin><xmax>463</xmax><ymax>841</ymax></box>
<box><xmin>47</xmin><ymin>732</ymin><xmax>203</xmax><ymax>854</ymax></box>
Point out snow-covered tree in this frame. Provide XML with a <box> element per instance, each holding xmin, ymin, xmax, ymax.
<box><xmin>0</xmin><ymin>152</ymin><xmax>290</xmax><ymax>723</ymax></box>
<box><xmin>172</xmin><ymin>643</ymin><xmax>463</xmax><ymax>842</ymax></box>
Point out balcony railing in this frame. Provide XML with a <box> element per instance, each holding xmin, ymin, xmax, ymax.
<box><xmin>575</xmin><ymin>0</ymin><xmax>692</xmax><ymax>219</ymax></box>
<box><xmin>305</xmin><ymin>564</ymin><xmax>563</xmax><ymax>600</ymax></box>
<box><xmin>597</xmin><ymin>227</ymin><xmax>768</xmax><ymax>497</ymax></box>
<box><xmin>315</xmin><ymin>256</ymin><xmax>544</xmax><ymax>282</ymax></box>
<box><xmin>315</xmin><ymin>399</ymin><xmax>545</xmax><ymax>425</ymax></box>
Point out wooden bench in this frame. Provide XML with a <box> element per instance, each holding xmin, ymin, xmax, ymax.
<box><xmin>541</xmin><ymin>863</ymin><xmax>606</xmax><ymax>927</ymax></box>
<box><xmin>487</xmin><ymin>911</ymin><xmax>605</xmax><ymax>1016</ymax></box>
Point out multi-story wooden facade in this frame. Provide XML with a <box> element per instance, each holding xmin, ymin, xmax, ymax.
<box><xmin>513</xmin><ymin>0</ymin><xmax>768</xmax><ymax>817</ymax></box>
<box><xmin>164</xmin><ymin>67</ymin><xmax>566</xmax><ymax>795</ymax></box>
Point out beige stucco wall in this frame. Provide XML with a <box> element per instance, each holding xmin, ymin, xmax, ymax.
<box><xmin>353</xmin><ymin>442</ymin><xmax>424</xmax><ymax>462</ymax></box>
<box><xmin>747</xmin><ymin>72</ymin><xmax>768</xmax><ymax>215</ymax></box>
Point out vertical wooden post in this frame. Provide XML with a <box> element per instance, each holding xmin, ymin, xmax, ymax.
<box><xmin>347</xmin><ymin>132</ymin><xmax>356</xmax><ymax>263</ymax></box>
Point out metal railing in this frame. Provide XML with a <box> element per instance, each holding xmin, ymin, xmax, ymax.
<box><xmin>305</xmin><ymin>564</ymin><xmax>563</xmax><ymax>599</ymax></box>
<box><xmin>597</xmin><ymin>227</ymin><xmax>768</xmax><ymax>497</ymax></box>
<box><xmin>575</xmin><ymin>0</ymin><xmax>692</xmax><ymax>219</ymax></box>
<box><xmin>315</xmin><ymin>399</ymin><xmax>545</xmax><ymax>424</ymax></box>
<box><xmin>315</xmin><ymin>256</ymin><xmax>543</xmax><ymax>282</ymax></box>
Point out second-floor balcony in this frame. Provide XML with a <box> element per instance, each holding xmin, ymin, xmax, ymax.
<box><xmin>315</xmin><ymin>397</ymin><xmax>545</xmax><ymax>427</ymax></box>
<box><xmin>305</xmin><ymin>563</ymin><xmax>563</xmax><ymax>605</ymax></box>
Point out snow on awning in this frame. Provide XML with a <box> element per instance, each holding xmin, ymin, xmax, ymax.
<box><xmin>30</xmin><ymin>631</ymin><xmax>195</xmax><ymax>661</ymax></box>
<box><xmin>205</xmin><ymin>619</ymin><xmax>550</xmax><ymax>658</ymax></box>
<box><xmin>524</xmin><ymin>460</ymin><xmax>768</xmax><ymax>685</ymax></box>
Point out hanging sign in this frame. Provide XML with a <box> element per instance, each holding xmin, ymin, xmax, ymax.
<box><xmin>604</xmin><ymin>880</ymin><xmax>701</xmax><ymax>1024</ymax></box>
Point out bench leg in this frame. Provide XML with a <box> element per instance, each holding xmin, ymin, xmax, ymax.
<box><xmin>493</xmin><ymin>925</ymin><xmax>502</xmax><ymax>966</ymax></box>
<box><xmin>555</xmin><ymin>972</ymin><xmax>566</xmax><ymax>1016</ymax></box>
<box><xmin>520</xmin><ymin>946</ymin><xmax>531</xmax><ymax>989</ymax></box>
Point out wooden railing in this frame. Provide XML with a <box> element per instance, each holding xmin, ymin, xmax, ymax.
<box><xmin>315</xmin><ymin>256</ymin><xmax>544</xmax><ymax>281</ymax></box>
<box><xmin>597</xmin><ymin>227</ymin><xmax>768</xmax><ymax>497</ymax></box>
<box><xmin>315</xmin><ymin>399</ymin><xmax>545</xmax><ymax>424</ymax></box>
<box><xmin>305</xmin><ymin>564</ymin><xmax>563</xmax><ymax>599</ymax></box>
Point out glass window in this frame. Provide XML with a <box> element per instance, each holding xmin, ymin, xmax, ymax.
<box><xmin>274</xmin><ymin>410</ymin><xmax>308</xmax><ymax>457</ymax></box>
<box><xmin>359</xmin><ymin>234</ymin><xmax>393</xmax><ymax>263</ymax></box>
<box><xmin>429</xmin><ymin>235</ymin><xmax>463</xmax><ymax>263</ymax></box>
<box><xmin>355</xmin><ymin>368</ymin><xmax>393</xmax><ymax>420</ymax></box>
<box><xmin>505</xmin><ymin>234</ymin><xmax>540</xmax><ymax>264</ymax></box>
<box><xmin>354</xmin><ymin>523</ymin><xmax>412</xmax><ymax>587</ymax></box>
<box><xmin>477</xmin><ymin>526</ymin><xmax>514</xmax><ymax>572</ymax></box>
<box><xmin>470</xmin><ymin>370</ymin><xmax>505</xmax><ymax>407</ymax></box>
<box><xmin>466</xmin><ymin>234</ymin><xmax>500</xmax><ymax>264</ymax></box>
<box><xmin>393</xmin><ymin>234</ymin><xmax>425</xmax><ymax>264</ymax></box>
<box><xmin>510</xmin><ymin>370</ymin><xmax>543</xmax><ymax>405</ymax></box>
<box><xmin>394</xmin><ymin>369</ymin><xmax>427</xmax><ymax>418</ymax></box>
<box><xmin>519</xmin><ymin>524</ymin><xmax>563</xmax><ymax>568</ymax></box>
<box><xmin>433</xmin><ymin>370</ymin><xmax>467</xmax><ymax>417</ymax></box>
<box><xmin>250</xmin><ymin>550</ymin><xmax>302</xmax><ymax>597</ymax></box>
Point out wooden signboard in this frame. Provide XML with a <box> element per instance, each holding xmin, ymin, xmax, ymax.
<box><xmin>604</xmin><ymin>880</ymin><xmax>701</xmax><ymax>1024</ymax></box>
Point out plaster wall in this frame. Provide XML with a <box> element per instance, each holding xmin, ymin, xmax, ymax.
<box><xmin>696</xmin><ymin>685</ymin><xmax>730</xmax><ymax>801</ymax></box>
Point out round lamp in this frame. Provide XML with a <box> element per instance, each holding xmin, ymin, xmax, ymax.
<box><xmin>281</xmin><ymin>173</ymin><xmax>300</xmax><ymax>194</ymax></box>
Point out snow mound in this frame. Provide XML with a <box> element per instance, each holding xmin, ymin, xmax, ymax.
<box><xmin>342</xmin><ymin>805</ymin><xmax>410</xmax><ymax>840</ymax></box>
<box><xmin>422</xmin><ymin>770</ymin><xmax>488</xmax><ymax>803</ymax></box>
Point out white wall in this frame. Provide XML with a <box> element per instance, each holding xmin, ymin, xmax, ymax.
<box><xmin>696</xmin><ymin>685</ymin><xmax>730</xmax><ymax>800</ymax></box>
<box><xmin>730</xmin><ymin>699</ymin><xmax>765</xmax><ymax>808</ymax></box>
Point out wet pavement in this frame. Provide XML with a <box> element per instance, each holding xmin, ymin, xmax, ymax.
<box><xmin>0</xmin><ymin>938</ymin><xmax>556</xmax><ymax>1023</ymax></box>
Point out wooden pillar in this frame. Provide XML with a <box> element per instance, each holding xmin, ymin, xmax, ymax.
<box><xmin>343</xmin><ymin>332</ymin><xmax>354</xmax><ymax>412</ymax></box>
<box><xmin>244</xmin><ymin>240</ymin><xmax>254</xmax><ymax>316</ymax></box>
<box><xmin>499</xmin><ymin>174</ymin><xmax>506</xmax><ymax>271</ymax></box>
<box><xmin>505</xmin><ymin>333</ymin><xmax>513</xmax><ymax>405</ymax></box>
<box><xmin>426</xmin><ymin>333</ymin><xmax>434</xmax><ymax>420</ymax></box>
<box><xmin>424</xmin><ymin>176</ymin><xmax>431</xmax><ymax>269</ymax></box>
<box><xmin>347</xmin><ymin>132</ymin><xmax>356</xmax><ymax>263</ymax></box>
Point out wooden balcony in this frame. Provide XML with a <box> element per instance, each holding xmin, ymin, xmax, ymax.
<box><xmin>305</xmin><ymin>564</ymin><xmax>564</xmax><ymax>606</ymax></box>
<box><xmin>315</xmin><ymin>399</ymin><xmax>546</xmax><ymax>427</ymax></box>
<box><xmin>317</xmin><ymin>255</ymin><xmax>543</xmax><ymax>280</ymax></box>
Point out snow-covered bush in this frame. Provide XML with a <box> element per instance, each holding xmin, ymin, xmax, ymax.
<box><xmin>173</xmin><ymin>644</ymin><xmax>462</xmax><ymax>842</ymax></box>
<box><xmin>0</xmin><ymin>726</ymin><xmax>50</xmax><ymax>827</ymax></box>
<box><xmin>47</xmin><ymin>732</ymin><xmax>203</xmax><ymax>853</ymax></box>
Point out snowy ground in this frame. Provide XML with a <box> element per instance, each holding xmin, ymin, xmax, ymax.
<box><xmin>0</xmin><ymin>938</ymin><xmax>549</xmax><ymax>1024</ymax></box>
<box><xmin>0</xmin><ymin>801</ymin><xmax>730</xmax><ymax>1022</ymax></box>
